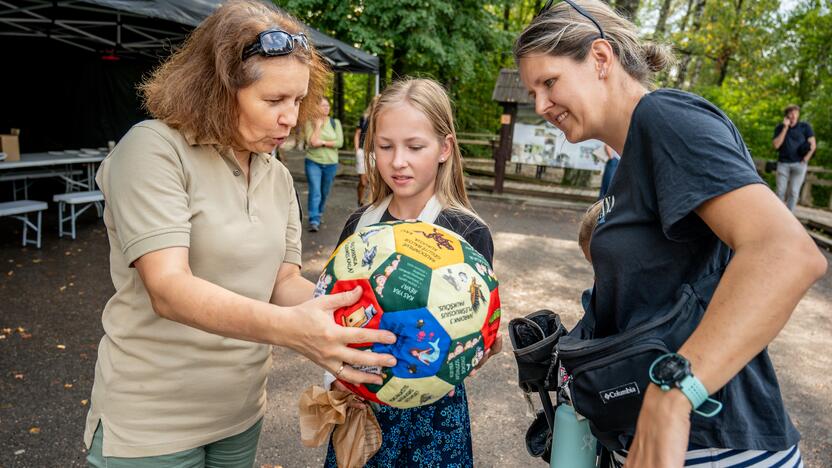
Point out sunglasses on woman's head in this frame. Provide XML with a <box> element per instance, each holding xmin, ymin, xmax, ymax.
<box><xmin>242</xmin><ymin>29</ymin><xmax>309</xmax><ymax>60</ymax></box>
<box><xmin>536</xmin><ymin>0</ymin><xmax>606</xmax><ymax>40</ymax></box>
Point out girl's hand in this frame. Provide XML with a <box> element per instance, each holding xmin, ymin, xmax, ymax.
<box><xmin>623</xmin><ymin>384</ymin><xmax>692</xmax><ymax>468</ymax></box>
<box><xmin>279</xmin><ymin>286</ymin><xmax>397</xmax><ymax>386</ymax></box>
<box><xmin>469</xmin><ymin>334</ymin><xmax>503</xmax><ymax>378</ymax></box>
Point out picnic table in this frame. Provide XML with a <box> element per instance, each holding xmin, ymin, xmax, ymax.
<box><xmin>0</xmin><ymin>150</ymin><xmax>107</xmax><ymax>197</ymax></box>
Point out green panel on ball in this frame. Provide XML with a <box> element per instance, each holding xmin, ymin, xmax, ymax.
<box><xmin>436</xmin><ymin>332</ymin><xmax>486</xmax><ymax>386</ymax></box>
<box><xmin>370</xmin><ymin>254</ymin><xmax>432</xmax><ymax>312</ymax></box>
<box><xmin>460</xmin><ymin>241</ymin><xmax>498</xmax><ymax>292</ymax></box>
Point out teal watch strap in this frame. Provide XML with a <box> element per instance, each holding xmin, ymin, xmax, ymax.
<box><xmin>679</xmin><ymin>375</ymin><xmax>723</xmax><ymax>417</ymax></box>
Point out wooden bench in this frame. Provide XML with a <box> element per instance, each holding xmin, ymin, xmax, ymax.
<box><xmin>0</xmin><ymin>200</ymin><xmax>48</xmax><ymax>248</ymax></box>
<box><xmin>53</xmin><ymin>190</ymin><xmax>104</xmax><ymax>239</ymax></box>
<box><xmin>800</xmin><ymin>175</ymin><xmax>832</xmax><ymax>210</ymax></box>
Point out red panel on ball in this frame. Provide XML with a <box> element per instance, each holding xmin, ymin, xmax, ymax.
<box><xmin>481</xmin><ymin>287</ymin><xmax>501</xmax><ymax>350</ymax></box>
<box><xmin>331</xmin><ymin>279</ymin><xmax>384</xmax><ymax>348</ymax></box>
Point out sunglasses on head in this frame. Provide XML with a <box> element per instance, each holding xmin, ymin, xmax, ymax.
<box><xmin>537</xmin><ymin>0</ymin><xmax>606</xmax><ymax>40</ymax></box>
<box><xmin>242</xmin><ymin>29</ymin><xmax>309</xmax><ymax>60</ymax></box>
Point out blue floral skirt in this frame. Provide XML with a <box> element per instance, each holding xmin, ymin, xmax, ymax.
<box><xmin>324</xmin><ymin>384</ymin><xmax>473</xmax><ymax>468</ymax></box>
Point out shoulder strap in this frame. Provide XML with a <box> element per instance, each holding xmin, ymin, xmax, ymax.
<box><xmin>356</xmin><ymin>195</ymin><xmax>443</xmax><ymax>229</ymax></box>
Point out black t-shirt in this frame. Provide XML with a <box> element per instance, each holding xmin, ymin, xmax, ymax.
<box><xmin>357</xmin><ymin>116</ymin><xmax>370</xmax><ymax>149</ymax></box>
<box><xmin>589</xmin><ymin>89</ymin><xmax>799</xmax><ymax>450</ymax></box>
<box><xmin>338</xmin><ymin>206</ymin><xmax>494</xmax><ymax>266</ymax></box>
<box><xmin>773</xmin><ymin>121</ymin><xmax>814</xmax><ymax>163</ymax></box>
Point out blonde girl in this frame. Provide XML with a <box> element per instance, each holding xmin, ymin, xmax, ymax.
<box><xmin>325</xmin><ymin>78</ymin><xmax>501</xmax><ymax>467</ymax></box>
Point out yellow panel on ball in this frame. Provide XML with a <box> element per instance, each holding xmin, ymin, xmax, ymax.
<box><xmin>427</xmin><ymin>263</ymin><xmax>490</xmax><ymax>339</ymax></box>
<box><xmin>392</xmin><ymin>222</ymin><xmax>464</xmax><ymax>270</ymax></box>
<box><xmin>332</xmin><ymin>225</ymin><xmax>397</xmax><ymax>280</ymax></box>
<box><xmin>375</xmin><ymin>375</ymin><xmax>456</xmax><ymax>409</ymax></box>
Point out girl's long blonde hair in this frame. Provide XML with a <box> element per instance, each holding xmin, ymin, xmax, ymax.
<box><xmin>363</xmin><ymin>78</ymin><xmax>479</xmax><ymax>220</ymax></box>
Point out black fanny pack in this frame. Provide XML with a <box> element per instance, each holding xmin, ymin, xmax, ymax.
<box><xmin>556</xmin><ymin>269</ymin><xmax>722</xmax><ymax>449</ymax></box>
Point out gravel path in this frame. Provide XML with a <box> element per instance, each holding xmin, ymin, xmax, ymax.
<box><xmin>1</xmin><ymin>181</ymin><xmax>830</xmax><ymax>467</ymax></box>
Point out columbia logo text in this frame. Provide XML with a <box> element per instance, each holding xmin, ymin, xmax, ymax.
<box><xmin>599</xmin><ymin>382</ymin><xmax>640</xmax><ymax>404</ymax></box>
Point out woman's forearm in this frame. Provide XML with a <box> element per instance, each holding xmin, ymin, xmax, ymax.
<box><xmin>772</xmin><ymin>126</ymin><xmax>788</xmax><ymax>149</ymax></box>
<box><xmin>678</xmin><ymin>241</ymin><xmax>826</xmax><ymax>393</ymax></box>
<box><xmin>271</xmin><ymin>270</ymin><xmax>316</xmax><ymax>307</ymax></box>
<box><xmin>146</xmin><ymin>269</ymin><xmax>292</xmax><ymax>345</ymax></box>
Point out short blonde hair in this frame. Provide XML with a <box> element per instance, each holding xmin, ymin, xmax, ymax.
<box><xmin>578</xmin><ymin>200</ymin><xmax>603</xmax><ymax>261</ymax></box>
<box><xmin>363</xmin><ymin>78</ymin><xmax>478</xmax><ymax>220</ymax></box>
<box><xmin>140</xmin><ymin>0</ymin><xmax>329</xmax><ymax>148</ymax></box>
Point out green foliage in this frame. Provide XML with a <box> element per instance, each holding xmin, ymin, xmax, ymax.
<box><xmin>656</xmin><ymin>0</ymin><xmax>830</xmax><ymax>169</ymax></box>
<box><xmin>280</xmin><ymin>0</ymin><xmax>830</xmax><ymax>171</ymax></box>
<box><xmin>279</xmin><ymin>0</ymin><xmax>519</xmax><ymax>135</ymax></box>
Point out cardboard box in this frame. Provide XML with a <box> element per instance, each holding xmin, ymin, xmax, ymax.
<box><xmin>0</xmin><ymin>128</ymin><xmax>20</xmax><ymax>162</ymax></box>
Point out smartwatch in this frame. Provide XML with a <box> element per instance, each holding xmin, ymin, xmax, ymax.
<box><xmin>649</xmin><ymin>353</ymin><xmax>723</xmax><ymax>417</ymax></box>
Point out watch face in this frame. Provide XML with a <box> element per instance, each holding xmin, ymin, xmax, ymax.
<box><xmin>654</xmin><ymin>355</ymin><xmax>690</xmax><ymax>385</ymax></box>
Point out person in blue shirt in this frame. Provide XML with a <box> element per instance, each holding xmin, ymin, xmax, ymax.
<box><xmin>515</xmin><ymin>1</ymin><xmax>827</xmax><ymax>466</ymax></box>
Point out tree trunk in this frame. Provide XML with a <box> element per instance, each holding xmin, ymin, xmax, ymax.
<box><xmin>335</xmin><ymin>72</ymin><xmax>345</xmax><ymax>123</ymax></box>
<box><xmin>715</xmin><ymin>0</ymin><xmax>744</xmax><ymax>87</ymax></box>
<box><xmin>679</xmin><ymin>0</ymin><xmax>695</xmax><ymax>31</ymax></box>
<box><xmin>674</xmin><ymin>0</ymin><xmax>707</xmax><ymax>88</ymax></box>
<box><xmin>503</xmin><ymin>2</ymin><xmax>510</xmax><ymax>31</ymax></box>
<box><xmin>378</xmin><ymin>53</ymin><xmax>387</xmax><ymax>91</ymax></box>
<box><xmin>690</xmin><ymin>56</ymin><xmax>704</xmax><ymax>86</ymax></box>
<box><xmin>654</xmin><ymin>0</ymin><xmax>673</xmax><ymax>37</ymax></box>
<box><xmin>716</xmin><ymin>55</ymin><xmax>731</xmax><ymax>86</ymax></box>
<box><xmin>675</xmin><ymin>53</ymin><xmax>692</xmax><ymax>88</ymax></box>
<box><xmin>392</xmin><ymin>44</ymin><xmax>407</xmax><ymax>79</ymax></box>
<box><xmin>365</xmin><ymin>73</ymin><xmax>374</xmax><ymax>107</ymax></box>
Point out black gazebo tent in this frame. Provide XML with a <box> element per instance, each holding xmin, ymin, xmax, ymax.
<box><xmin>0</xmin><ymin>0</ymin><xmax>379</xmax><ymax>152</ymax></box>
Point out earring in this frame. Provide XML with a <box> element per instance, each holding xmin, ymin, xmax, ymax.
<box><xmin>599</xmin><ymin>69</ymin><xmax>607</xmax><ymax>80</ymax></box>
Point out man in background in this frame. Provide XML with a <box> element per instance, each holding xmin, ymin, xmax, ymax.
<box><xmin>773</xmin><ymin>104</ymin><xmax>816</xmax><ymax>211</ymax></box>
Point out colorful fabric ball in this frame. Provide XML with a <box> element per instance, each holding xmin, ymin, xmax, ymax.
<box><xmin>314</xmin><ymin>220</ymin><xmax>501</xmax><ymax>408</ymax></box>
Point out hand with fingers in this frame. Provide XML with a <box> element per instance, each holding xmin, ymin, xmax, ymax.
<box><xmin>469</xmin><ymin>334</ymin><xmax>503</xmax><ymax>378</ymax></box>
<box><xmin>280</xmin><ymin>286</ymin><xmax>397</xmax><ymax>386</ymax></box>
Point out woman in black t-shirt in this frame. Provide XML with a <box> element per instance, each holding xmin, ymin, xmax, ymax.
<box><xmin>515</xmin><ymin>1</ymin><xmax>827</xmax><ymax>467</ymax></box>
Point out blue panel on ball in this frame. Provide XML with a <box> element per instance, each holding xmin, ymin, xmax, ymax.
<box><xmin>373</xmin><ymin>307</ymin><xmax>451</xmax><ymax>379</ymax></box>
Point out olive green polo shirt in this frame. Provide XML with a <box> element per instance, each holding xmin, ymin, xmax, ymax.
<box><xmin>84</xmin><ymin>120</ymin><xmax>302</xmax><ymax>457</ymax></box>
<box><xmin>304</xmin><ymin>118</ymin><xmax>343</xmax><ymax>165</ymax></box>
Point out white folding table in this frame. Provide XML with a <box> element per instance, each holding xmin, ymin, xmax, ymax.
<box><xmin>0</xmin><ymin>151</ymin><xmax>106</xmax><ymax>197</ymax></box>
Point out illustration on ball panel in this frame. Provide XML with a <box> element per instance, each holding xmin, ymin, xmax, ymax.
<box><xmin>392</xmin><ymin>223</ymin><xmax>464</xmax><ymax>269</ymax></box>
<box><xmin>370</xmin><ymin>254</ymin><xmax>432</xmax><ymax>311</ymax></box>
<box><xmin>332</xmin><ymin>225</ymin><xmax>397</xmax><ymax>281</ymax></box>
<box><xmin>428</xmin><ymin>263</ymin><xmax>490</xmax><ymax>339</ymax></box>
<box><xmin>321</xmin><ymin>221</ymin><xmax>501</xmax><ymax>408</ymax></box>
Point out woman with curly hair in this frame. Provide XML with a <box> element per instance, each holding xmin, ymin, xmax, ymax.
<box><xmin>84</xmin><ymin>1</ymin><xmax>396</xmax><ymax>465</ymax></box>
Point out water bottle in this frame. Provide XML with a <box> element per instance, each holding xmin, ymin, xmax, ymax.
<box><xmin>550</xmin><ymin>403</ymin><xmax>598</xmax><ymax>468</ymax></box>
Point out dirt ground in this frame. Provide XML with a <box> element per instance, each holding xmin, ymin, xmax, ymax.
<box><xmin>1</xmin><ymin>181</ymin><xmax>830</xmax><ymax>467</ymax></box>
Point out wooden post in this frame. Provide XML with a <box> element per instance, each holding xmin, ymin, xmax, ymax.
<box><xmin>494</xmin><ymin>102</ymin><xmax>517</xmax><ymax>194</ymax></box>
<box><xmin>800</xmin><ymin>175</ymin><xmax>813</xmax><ymax>207</ymax></box>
